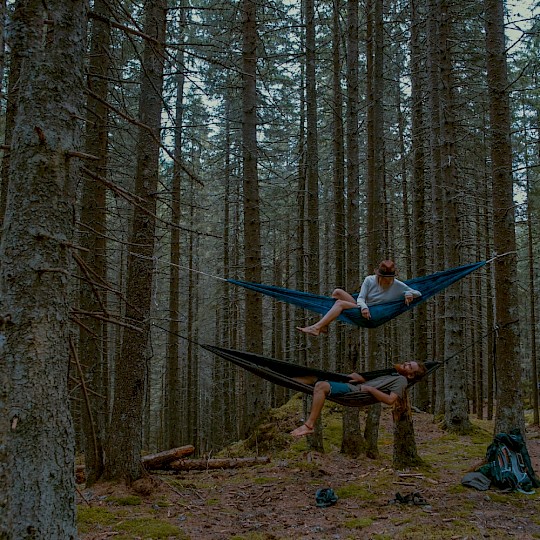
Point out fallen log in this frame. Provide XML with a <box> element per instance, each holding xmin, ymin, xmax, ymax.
<box><xmin>164</xmin><ymin>456</ymin><xmax>270</xmax><ymax>471</ymax></box>
<box><xmin>141</xmin><ymin>445</ymin><xmax>195</xmax><ymax>469</ymax></box>
<box><xmin>75</xmin><ymin>445</ymin><xmax>196</xmax><ymax>483</ymax></box>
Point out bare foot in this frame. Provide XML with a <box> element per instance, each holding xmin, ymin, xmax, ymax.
<box><xmin>296</xmin><ymin>325</ymin><xmax>321</xmax><ymax>337</ymax></box>
<box><xmin>290</xmin><ymin>423</ymin><xmax>314</xmax><ymax>437</ymax></box>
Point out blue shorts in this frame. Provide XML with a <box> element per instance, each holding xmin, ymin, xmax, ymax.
<box><xmin>328</xmin><ymin>381</ymin><xmax>357</xmax><ymax>397</ymax></box>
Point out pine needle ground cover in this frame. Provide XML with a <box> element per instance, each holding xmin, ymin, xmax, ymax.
<box><xmin>77</xmin><ymin>398</ymin><xmax>540</xmax><ymax>539</ymax></box>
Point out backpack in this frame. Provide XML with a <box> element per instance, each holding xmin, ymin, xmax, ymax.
<box><xmin>479</xmin><ymin>430</ymin><xmax>539</xmax><ymax>494</ymax></box>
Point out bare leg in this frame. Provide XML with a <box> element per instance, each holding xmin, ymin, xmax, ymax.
<box><xmin>292</xmin><ymin>375</ymin><xmax>318</xmax><ymax>385</ymax></box>
<box><xmin>290</xmin><ymin>381</ymin><xmax>331</xmax><ymax>437</ymax></box>
<box><xmin>296</xmin><ymin>288</ymin><xmax>358</xmax><ymax>336</ymax></box>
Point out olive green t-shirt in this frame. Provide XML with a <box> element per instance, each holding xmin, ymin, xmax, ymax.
<box><xmin>346</xmin><ymin>373</ymin><xmax>408</xmax><ymax>398</ymax></box>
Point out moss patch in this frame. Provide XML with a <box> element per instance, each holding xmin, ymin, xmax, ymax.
<box><xmin>115</xmin><ymin>517</ymin><xmax>186</xmax><ymax>539</ymax></box>
<box><xmin>336</xmin><ymin>483</ymin><xmax>377</xmax><ymax>501</ymax></box>
<box><xmin>344</xmin><ymin>517</ymin><xmax>374</xmax><ymax>529</ymax></box>
<box><xmin>106</xmin><ymin>495</ymin><xmax>142</xmax><ymax>506</ymax></box>
<box><xmin>400</xmin><ymin>519</ymin><xmax>481</xmax><ymax>539</ymax></box>
<box><xmin>77</xmin><ymin>506</ymin><xmax>117</xmax><ymax>534</ymax></box>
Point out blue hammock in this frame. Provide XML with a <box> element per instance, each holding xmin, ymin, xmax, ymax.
<box><xmin>228</xmin><ymin>260</ymin><xmax>487</xmax><ymax>329</ymax></box>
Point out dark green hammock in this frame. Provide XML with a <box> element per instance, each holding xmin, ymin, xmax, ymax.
<box><xmin>228</xmin><ymin>260</ymin><xmax>486</xmax><ymax>329</ymax></box>
<box><xmin>201</xmin><ymin>343</ymin><xmax>440</xmax><ymax>408</ymax></box>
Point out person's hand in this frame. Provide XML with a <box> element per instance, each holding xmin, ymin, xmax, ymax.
<box><xmin>404</xmin><ymin>293</ymin><xmax>413</xmax><ymax>306</ymax></box>
<box><xmin>361</xmin><ymin>308</ymin><xmax>371</xmax><ymax>319</ymax></box>
<box><xmin>349</xmin><ymin>372</ymin><xmax>366</xmax><ymax>383</ymax></box>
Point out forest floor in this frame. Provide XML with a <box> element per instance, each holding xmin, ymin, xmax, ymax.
<box><xmin>77</xmin><ymin>395</ymin><xmax>540</xmax><ymax>540</ymax></box>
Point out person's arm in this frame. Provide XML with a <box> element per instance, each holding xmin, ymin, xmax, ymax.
<box><xmin>396</xmin><ymin>280</ymin><xmax>422</xmax><ymax>306</ymax></box>
<box><xmin>360</xmin><ymin>385</ymin><xmax>400</xmax><ymax>406</ymax></box>
<box><xmin>356</xmin><ymin>276</ymin><xmax>372</xmax><ymax>315</ymax></box>
<box><xmin>348</xmin><ymin>372</ymin><xmax>366</xmax><ymax>383</ymax></box>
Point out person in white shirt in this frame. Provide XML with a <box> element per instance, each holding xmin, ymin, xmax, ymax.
<box><xmin>296</xmin><ymin>260</ymin><xmax>421</xmax><ymax>337</ymax></box>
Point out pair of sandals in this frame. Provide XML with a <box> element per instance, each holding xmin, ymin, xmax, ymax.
<box><xmin>389</xmin><ymin>491</ymin><xmax>428</xmax><ymax>506</ymax></box>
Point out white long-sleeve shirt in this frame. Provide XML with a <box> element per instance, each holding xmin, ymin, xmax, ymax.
<box><xmin>356</xmin><ymin>275</ymin><xmax>422</xmax><ymax>310</ymax></box>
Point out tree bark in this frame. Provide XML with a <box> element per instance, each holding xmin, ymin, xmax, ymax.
<box><xmin>484</xmin><ymin>0</ymin><xmax>524</xmax><ymax>435</ymax></box>
<box><xmin>303</xmin><ymin>0</ymin><xmax>324</xmax><ymax>453</ymax></box>
<box><xmin>0</xmin><ymin>0</ymin><xmax>87</xmax><ymax>536</ymax></box>
<box><xmin>105</xmin><ymin>0</ymin><xmax>166</xmax><ymax>483</ymax></box>
<box><xmin>364</xmin><ymin>0</ymin><xmax>386</xmax><ymax>460</ymax></box>
<box><xmin>393</xmin><ymin>393</ymin><xmax>423</xmax><ymax>469</ymax></box>
<box><xmin>341</xmin><ymin>0</ymin><xmax>364</xmax><ymax>457</ymax></box>
<box><xmin>165</xmin><ymin>8</ymin><xmax>187</xmax><ymax>450</ymax></box>
<box><xmin>241</xmin><ymin>0</ymin><xmax>265</xmax><ymax>435</ymax></box>
<box><xmin>427</xmin><ymin>0</ymin><xmax>445</xmax><ymax>419</ymax></box>
<box><xmin>439</xmin><ymin>0</ymin><xmax>471</xmax><ymax>434</ymax></box>
<box><xmin>78</xmin><ymin>0</ymin><xmax>111</xmax><ymax>486</ymax></box>
<box><xmin>142</xmin><ymin>445</ymin><xmax>195</xmax><ymax>469</ymax></box>
<box><xmin>167</xmin><ymin>456</ymin><xmax>270</xmax><ymax>471</ymax></box>
<box><xmin>410</xmin><ymin>0</ymin><xmax>429</xmax><ymax>411</ymax></box>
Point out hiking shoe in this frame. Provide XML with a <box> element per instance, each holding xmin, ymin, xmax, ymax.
<box><xmin>315</xmin><ymin>488</ymin><xmax>339</xmax><ymax>508</ymax></box>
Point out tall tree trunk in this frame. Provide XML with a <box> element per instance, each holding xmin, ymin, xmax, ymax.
<box><xmin>215</xmin><ymin>92</ymin><xmax>236</xmax><ymax>446</ymax></box>
<box><xmin>0</xmin><ymin>0</ymin><xmax>87</xmax><ymax>535</ymax></box>
<box><xmin>391</xmin><ymin>2</ymin><xmax>424</xmax><ymax>467</ymax></box>
<box><xmin>341</xmin><ymin>0</ymin><xmax>364</xmax><ymax>457</ymax></box>
<box><xmin>439</xmin><ymin>0</ymin><xmax>471</xmax><ymax>434</ymax></box>
<box><xmin>427</xmin><ymin>0</ymin><xmax>445</xmax><ymax>418</ymax></box>
<box><xmin>166</xmin><ymin>5</ymin><xmax>187</xmax><ymax>451</ymax></box>
<box><xmin>364</xmin><ymin>0</ymin><xmax>385</xmax><ymax>460</ymax></box>
<box><xmin>303</xmin><ymin>0</ymin><xmax>324</xmax><ymax>452</ymax></box>
<box><xmin>186</xmin><ymin>190</ymin><xmax>199</xmax><ymax>448</ymax></box>
<box><xmin>410</xmin><ymin>0</ymin><xmax>429</xmax><ymax>411</ymax></box>
<box><xmin>484</xmin><ymin>0</ymin><xmax>524</xmax><ymax>435</ymax></box>
<box><xmin>241</xmin><ymin>0</ymin><xmax>265</xmax><ymax>434</ymax></box>
<box><xmin>78</xmin><ymin>0</ymin><xmax>111</xmax><ymax>486</ymax></box>
<box><xmin>525</xmin><ymin>150</ymin><xmax>539</xmax><ymax>425</ymax></box>
<box><xmin>105</xmin><ymin>0</ymin><xmax>166</xmax><ymax>482</ymax></box>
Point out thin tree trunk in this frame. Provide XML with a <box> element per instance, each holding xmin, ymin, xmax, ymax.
<box><xmin>484</xmin><ymin>0</ymin><xmax>524</xmax><ymax>435</ymax></box>
<box><xmin>304</xmin><ymin>0</ymin><xmax>324</xmax><ymax>452</ymax></box>
<box><xmin>78</xmin><ymin>0</ymin><xmax>111</xmax><ymax>485</ymax></box>
<box><xmin>364</xmin><ymin>0</ymin><xmax>385</xmax><ymax>460</ymax></box>
<box><xmin>0</xmin><ymin>0</ymin><xmax>87</xmax><ymax>535</ymax></box>
<box><xmin>166</xmin><ymin>6</ymin><xmax>187</xmax><ymax>451</ymax></box>
<box><xmin>241</xmin><ymin>0</ymin><xmax>265</xmax><ymax>435</ymax></box>
<box><xmin>341</xmin><ymin>0</ymin><xmax>364</xmax><ymax>457</ymax></box>
<box><xmin>524</xmin><ymin>122</ymin><xmax>539</xmax><ymax>425</ymax></box>
<box><xmin>439</xmin><ymin>0</ymin><xmax>471</xmax><ymax>434</ymax></box>
<box><xmin>410</xmin><ymin>0</ymin><xmax>429</xmax><ymax>411</ymax></box>
<box><xmin>105</xmin><ymin>0</ymin><xmax>166</xmax><ymax>482</ymax></box>
<box><xmin>427</xmin><ymin>0</ymin><xmax>445</xmax><ymax>419</ymax></box>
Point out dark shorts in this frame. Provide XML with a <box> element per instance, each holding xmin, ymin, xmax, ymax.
<box><xmin>328</xmin><ymin>381</ymin><xmax>357</xmax><ymax>397</ymax></box>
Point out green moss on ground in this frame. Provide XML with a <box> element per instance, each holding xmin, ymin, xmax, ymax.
<box><xmin>77</xmin><ymin>507</ymin><xmax>117</xmax><ymax>534</ymax></box>
<box><xmin>115</xmin><ymin>517</ymin><xmax>187</xmax><ymax>539</ymax></box>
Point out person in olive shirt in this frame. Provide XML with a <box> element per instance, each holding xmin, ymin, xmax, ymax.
<box><xmin>290</xmin><ymin>361</ymin><xmax>427</xmax><ymax>437</ymax></box>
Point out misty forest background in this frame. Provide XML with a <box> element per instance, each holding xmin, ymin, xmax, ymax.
<box><xmin>0</xmin><ymin>0</ymin><xmax>539</xmax><ymax>536</ymax></box>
